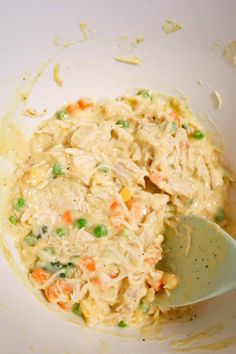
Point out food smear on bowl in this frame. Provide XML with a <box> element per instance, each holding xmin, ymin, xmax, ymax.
<box><xmin>22</xmin><ymin>108</ymin><xmax>46</xmax><ymax>118</ymax></box>
<box><xmin>162</xmin><ymin>19</ymin><xmax>183</xmax><ymax>34</ymax></box>
<box><xmin>224</xmin><ymin>40</ymin><xmax>236</xmax><ymax>68</ymax></box>
<box><xmin>114</xmin><ymin>36</ymin><xmax>144</xmax><ymax>65</ymax></box>
<box><xmin>53</xmin><ymin>63</ymin><xmax>63</xmax><ymax>87</ymax></box>
<box><xmin>5</xmin><ymin>90</ymin><xmax>231</xmax><ymax>328</ymax></box>
<box><xmin>114</xmin><ymin>56</ymin><xmax>141</xmax><ymax>65</ymax></box>
<box><xmin>79</xmin><ymin>21</ymin><xmax>92</xmax><ymax>40</ymax></box>
<box><xmin>211</xmin><ymin>90</ymin><xmax>223</xmax><ymax>111</ymax></box>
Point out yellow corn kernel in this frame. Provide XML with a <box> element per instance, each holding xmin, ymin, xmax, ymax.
<box><xmin>120</xmin><ymin>187</ymin><xmax>133</xmax><ymax>202</ymax></box>
<box><xmin>79</xmin><ymin>297</ymin><xmax>96</xmax><ymax>321</ymax></box>
<box><xmin>162</xmin><ymin>272</ymin><xmax>179</xmax><ymax>290</ymax></box>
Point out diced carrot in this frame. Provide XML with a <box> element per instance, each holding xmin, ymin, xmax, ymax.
<box><xmin>58</xmin><ymin>302</ymin><xmax>72</xmax><ymax>311</ymax></box>
<box><xmin>78</xmin><ymin>97</ymin><xmax>94</xmax><ymax>109</ymax></box>
<box><xmin>31</xmin><ymin>268</ymin><xmax>51</xmax><ymax>285</ymax></box>
<box><xmin>171</xmin><ymin>111</ymin><xmax>181</xmax><ymax>127</ymax></box>
<box><xmin>58</xmin><ymin>279</ymin><xmax>73</xmax><ymax>295</ymax></box>
<box><xmin>44</xmin><ymin>284</ymin><xmax>59</xmax><ymax>303</ymax></box>
<box><xmin>110</xmin><ymin>272</ymin><xmax>119</xmax><ymax>279</ymax></box>
<box><xmin>81</xmin><ymin>256</ymin><xmax>96</xmax><ymax>272</ymax></box>
<box><xmin>63</xmin><ymin>210</ymin><xmax>73</xmax><ymax>224</ymax></box>
<box><xmin>110</xmin><ymin>200</ymin><xmax>120</xmax><ymax>211</ymax></box>
<box><xmin>92</xmin><ymin>277</ymin><xmax>107</xmax><ymax>291</ymax></box>
<box><xmin>180</xmin><ymin>142</ymin><xmax>190</xmax><ymax>150</ymax></box>
<box><xmin>67</xmin><ymin>102</ymin><xmax>80</xmax><ymax>114</ymax></box>
<box><xmin>110</xmin><ymin>200</ymin><xmax>128</xmax><ymax>227</ymax></box>
<box><xmin>44</xmin><ymin>279</ymin><xmax>73</xmax><ymax>304</ymax></box>
<box><xmin>126</xmin><ymin>198</ymin><xmax>145</xmax><ymax>221</ymax></box>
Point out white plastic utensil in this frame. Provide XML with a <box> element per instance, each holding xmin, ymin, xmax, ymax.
<box><xmin>156</xmin><ymin>216</ymin><xmax>236</xmax><ymax>307</ymax></box>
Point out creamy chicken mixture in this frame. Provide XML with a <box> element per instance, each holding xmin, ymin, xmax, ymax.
<box><xmin>7</xmin><ymin>90</ymin><xmax>230</xmax><ymax>327</ymax></box>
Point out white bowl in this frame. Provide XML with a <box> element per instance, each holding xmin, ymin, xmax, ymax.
<box><xmin>0</xmin><ymin>1</ymin><xmax>236</xmax><ymax>353</ymax></box>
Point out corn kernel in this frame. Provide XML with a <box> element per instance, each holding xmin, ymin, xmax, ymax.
<box><xmin>120</xmin><ymin>187</ymin><xmax>133</xmax><ymax>202</ymax></box>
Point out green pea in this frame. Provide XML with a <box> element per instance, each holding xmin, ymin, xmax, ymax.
<box><xmin>116</xmin><ymin>119</ymin><xmax>130</xmax><ymax>128</ymax></box>
<box><xmin>75</xmin><ymin>218</ymin><xmax>87</xmax><ymax>229</ymax></box>
<box><xmin>56</xmin><ymin>227</ymin><xmax>66</xmax><ymax>237</ymax></box>
<box><xmin>118</xmin><ymin>320</ymin><xmax>128</xmax><ymax>328</ymax></box>
<box><xmin>52</xmin><ymin>163</ymin><xmax>64</xmax><ymax>176</ymax></box>
<box><xmin>14</xmin><ymin>197</ymin><xmax>26</xmax><ymax>211</ymax></box>
<box><xmin>215</xmin><ymin>208</ymin><xmax>225</xmax><ymax>222</ymax></box>
<box><xmin>72</xmin><ymin>303</ymin><xmax>82</xmax><ymax>317</ymax></box>
<box><xmin>194</xmin><ymin>130</ymin><xmax>205</xmax><ymax>139</ymax></box>
<box><xmin>9</xmin><ymin>215</ymin><xmax>18</xmax><ymax>225</ymax></box>
<box><xmin>56</xmin><ymin>110</ymin><xmax>67</xmax><ymax>120</ymax></box>
<box><xmin>93</xmin><ymin>224</ymin><xmax>108</xmax><ymax>238</ymax></box>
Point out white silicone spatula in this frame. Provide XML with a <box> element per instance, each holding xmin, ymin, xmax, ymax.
<box><xmin>156</xmin><ymin>216</ymin><xmax>236</xmax><ymax>307</ymax></box>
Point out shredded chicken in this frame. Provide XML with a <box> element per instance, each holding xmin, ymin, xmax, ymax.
<box><xmin>7</xmin><ymin>89</ymin><xmax>230</xmax><ymax>327</ymax></box>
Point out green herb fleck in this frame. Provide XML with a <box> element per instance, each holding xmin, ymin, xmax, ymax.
<box><xmin>56</xmin><ymin>227</ymin><xmax>66</xmax><ymax>237</ymax></box>
<box><xmin>116</xmin><ymin>119</ymin><xmax>130</xmax><ymax>128</ymax></box>
<box><xmin>59</xmin><ymin>263</ymin><xmax>76</xmax><ymax>278</ymax></box>
<box><xmin>43</xmin><ymin>247</ymin><xmax>56</xmax><ymax>255</ymax></box>
<box><xmin>137</xmin><ymin>89</ymin><xmax>152</xmax><ymax>100</ymax></box>
<box><xmin>41</xmin><ymin>225</ymin><xmax>48</xmax><ymax>234</ymax></box>
<box><xmin>188</xmin><ymin>198</ymin><xmax>194</xmax><ymax>205</ymax></box>
<box><xmin>24</xmin><ymin>232</ymin><xmax>40</xmax><ymax>246</ymax></box>
<box><xmin>139</xmin><ymin>300</ymin><xmax>150</xmax><ymax>313</ymax></box>
<box><xmin>171</xmin><ymin>121</ymin><xmax>178</xmax><ymax>133</ymax></box>
<box><xmin>98</xmin><ymin>164</ymin><xmax>109</xmax><ymax>173</ymax></box>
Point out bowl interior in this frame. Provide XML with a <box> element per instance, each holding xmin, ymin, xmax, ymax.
<box><xmin>0</xmin><ymin>1</ymin><xmax>236</xmax><ymax>353</ymax></box>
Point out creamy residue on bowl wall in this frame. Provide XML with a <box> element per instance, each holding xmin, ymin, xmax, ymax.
<box><xmin>162</xmin><ymin>19</ymin><xmax>183</xmax><ymax>34</ymax></box>
<box><xmin>224</xmin><ymin>40</ymin><xmax>236</xmax><ymax>68</ymax></box>
<box><xmin>4</xmin><ymin>89</ymin><xmax>231</xmax><ymax>328</ymax></box>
